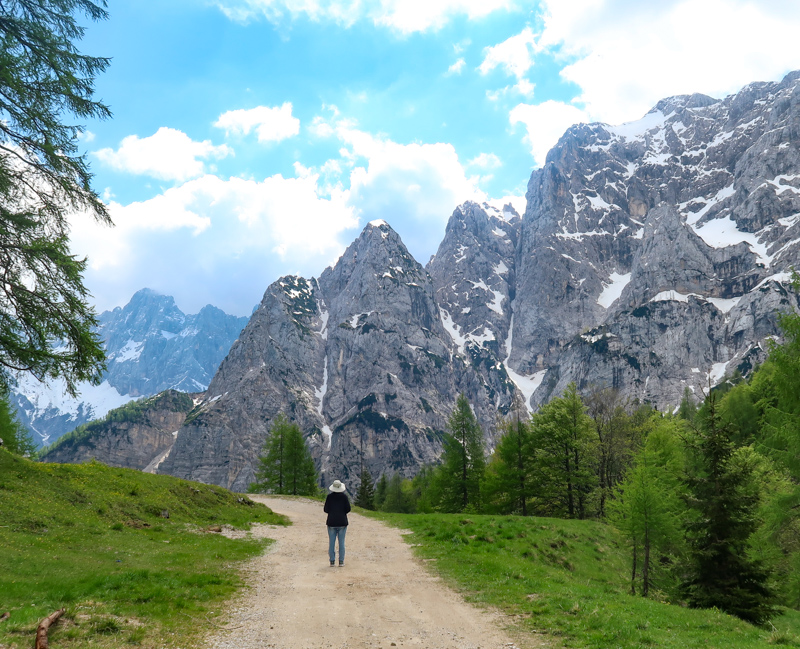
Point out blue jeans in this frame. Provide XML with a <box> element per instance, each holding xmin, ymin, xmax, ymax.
<box><xmin>328</xmin><ymin>526</ymin><xmax>346</xmax><ymax>564</ymax></box>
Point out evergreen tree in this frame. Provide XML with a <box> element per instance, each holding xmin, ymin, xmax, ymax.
<box><xmin>610</xmin><ymin>418</ymin><xmax>684</xmax><ymax>597</ymax></box>
<box><xmin>355</xmin><ymin>469</ymin><xmax>375</xmax><ymax>510</ymax></box>
<box><xmin>374</xmin><ymin>472</ymin><xmax>388</xmax><ymax>510</ymax></box>
<box><xmin>249</xmin><ymin>415</ymin><xmax>318</xmax><ymax>496</ymax></box>
<box><xmin>0</xmin><ymin>1</ymin><xmax>112</xmax><ymax>394</ymax></box>
<box><xmin>433</xmin><ymin>393</ymin><xmax>485</xmax><ymax>513</ymax></box>
<box><xmin>483</xmin><ymin>416</ymin><xmax>534</xmax><ymax>515</ymax></box>
<box><xmin>382</xmin><ymin>473</ymin><xmax>413</xmax><ymax>513</ymax></box>
<box><xmin>681</xmin><ymin>393</ymin><xmax>777</xmax><ymax>624</ymax></box>
<box><xmin>530</xmin><ymin>383</ymin><xmax>597</xmax><ymax>519</ymax></box>
<box><xmin>0</xmin><ymin>388</ymin><xmax>35</xmax><ymax>456</ymax></box>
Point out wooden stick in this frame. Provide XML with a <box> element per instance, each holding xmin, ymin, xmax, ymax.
<box><xmin>35</xmin><ymin>608</ymin><xmax>65</xmax><ymax>649</ymax></box>
<box><xmin>0</xmin><ymin>611</ymin><xmax>9</xmax><ymax>623</ymax></box>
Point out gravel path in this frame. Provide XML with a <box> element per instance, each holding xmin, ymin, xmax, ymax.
<box><xmin>207</xmin><ymin>496</ymin><xmax>533</xmax><ymax>649</ymax></box>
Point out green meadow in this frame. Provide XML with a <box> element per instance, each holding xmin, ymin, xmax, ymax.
<box><xmin>0</xmin><ymin>449</ymin><xmax>287</xmax><ymax>648</ymax></box>
<box><xmin>374</xmin><ymin>511</ymin><xmax>800</xmax><ymax>649</ymax></box>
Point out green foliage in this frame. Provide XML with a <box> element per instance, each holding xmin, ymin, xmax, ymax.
<box><xmin>681</xmin><ymin>393</ymin><xmax>778</xmax><ymax>624</ymax></box>
<box><xmin>374</xmin><ymin>472</ymin><xmax>388</xmax><ymax>510</ymax></box>
<box><xmin>609</xmin><ymin>416</ymin><xmax>685</xmax><ymax>597</ymax></box>
<box><xmin>381</xmin><ymin>472</ymin><xmax>414</xmax><ymax>513</ymax></box>
<box><xmin>529</xmin><ymin>383</ymin><xmax>597</xmax><ymax>519</ymax></box>
<box><xmin>249</xmin><ymin>414</ymin><xmax>318</xmax><ymax>496</ymax></box>
<box><xmin>432</xmin><ymin>393</ymin><xmax>485</xmax><ymax>513</ymax></box>
<box><xmin>354</xmin><ymin>468</ymin><xmax>375</xmax><ymax>510</ymax></box>
<box><xmin>0</xmin><ymin>0</ymin><xmax>112</xmax><ymax>395</ymax></box>
<box><xmin>0</xmin><ymin>386</ymin><xmax>36</xmax><ymax>456</ymax></box>
<box><xmin>0</xmin><ymin>449</ymin><xmax>287</xmax><ymax>648</ymax></box>
<box><xmin>372</xmin><ymin>510</ymin><xmax>800</xmax><ymax>649</ymax></box>
<box><xmin>483</xmin><ymin>417</ymin><xmax>535</xmax><ymax>515</ymax></box>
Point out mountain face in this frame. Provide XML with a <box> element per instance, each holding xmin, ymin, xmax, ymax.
<box><xmin>12</xmin><ymin>289</ymin><xmax>248</xmax><ymax>446</ymax></box>
<box><xmin>43</xmin><ymin>71</ymin><xmax>800</xmax><ymax>491</ymax></box>
<box><xmin>158</xmin><ymin>221</ymin><xmax>518</xmax><ymax>491</ymax></box>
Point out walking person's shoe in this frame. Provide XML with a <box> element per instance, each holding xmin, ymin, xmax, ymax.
<box><xmin>330</xmin><ymin>561</ymin><xmax>335</xmax><ymax>567</ymax></box>
<box><xmin>338</xmin><ymin>562</ymin><xmax>344</xmax><ymax>567</ymax></box>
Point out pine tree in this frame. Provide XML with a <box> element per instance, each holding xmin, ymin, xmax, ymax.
<box><xmin>681</xmin><ymin>393</ymin><xmax>777</xmax><ymax>624</ymax></box>
<box><xmin>355</xmin><ymin>469</ymin><xmax>375</xmax><ymax>510</ymax></box>
<box><xmin>249</xmin><ymin>415</ymin><xmax>318</xmax><ymax>496</ymax></box>
<box><xmin>530</xmin><ymin>383</ymin><xmax>597</xmax><ymax>519</ymax></box>
<box><xmin>434</xmin><ymin>393</ymin><xmax>485</xmax><ymax>513</ymax></box>
<box><xmin>374</xmin><ymin>473</ymin><xmax>388</xmax><ymax>510</ymax></box>
<box><xmin>0</xmin><ymin>1</ymin><xmax>112</xmax><ymax>394</ymax></box>
<box><xmin>382</xmin><ymin>473</ymin><xmax>413</xmax><ymax>513</ymax></box>
<box><xmin>483</xmin><ymin>417</ymin><xmax>534</xmax><ymax>515</ymax></box>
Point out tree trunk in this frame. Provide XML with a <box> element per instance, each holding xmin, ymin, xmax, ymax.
<box><xmin>631</xmin><ymin>538</ymin><xmax>638</xmax><ymax>596</ymax></box>
<box><xmin>35</xmin><ymin>608</ymin><xmax>65</xmax><ymax>649</ymax></box>
<box><xmin>643</xmin><ymin>525</ymin><xmax>651</xmax><ymax>597</ymax></box>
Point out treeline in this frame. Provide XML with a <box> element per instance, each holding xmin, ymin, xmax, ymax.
<box><xmin>356</xmin><ymin>307</ymin><xmax>800</xmax><ymax>625</ymax></box>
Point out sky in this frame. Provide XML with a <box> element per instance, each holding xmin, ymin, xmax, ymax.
<box><xmin>68</xmin><ymin>0</ymin><xmax>800</xmax><ymax>317</ymax></box>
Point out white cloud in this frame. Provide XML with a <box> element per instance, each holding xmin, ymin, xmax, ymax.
<box><xmin>310</xmin><ymin>115</ymin><xmax>487</xmax><ymax>260</ymax></box>
<box><xmin>468</xmin><ymin>153</ymin><xmax>502</xmax><ymax>169</ymax></box>
<box><xmin>537</xmin><ymin>0</ymin><xmax>800</xmax><ymax>125</ymax></box>
<box><xmin>215</xmin><ymin>103</ymin><xmax>300</xmax><ymax>142</ymax></box>
<box><xmin>446</xmin><ymin>58</ymin><xmax>466</xmax><ymax>75</ymax></box>
<box><xmin>70</xmin><ymin>173</ymin><xmax>358</xmax><ymax>316</ymax></box>
<box><xmin>94</xmin><ymin>127</ymin><xmax>232</xmax><ymax>182</ymax></box>
<box><xmin>479</xmin><ymin>26</ymin><xmax>538</xmax><ymax>79</ymax></box>
<box><xmin>510</xmin><ymin>100</ymin><xmax>589</xmax><ymax>167</ymax></box>
<box><xmin>216</xmin><ymin>0</ymin><xmax>516</xmax><ymax>33</ymax></box>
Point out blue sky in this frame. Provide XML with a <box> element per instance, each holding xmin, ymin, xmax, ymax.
<box><xmin>68</xmin><ymin>0</ymin><xmax>800</xmax><ymax>317</ymax></box>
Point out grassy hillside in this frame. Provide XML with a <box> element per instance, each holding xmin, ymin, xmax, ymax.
<box><xmin>375</xmin><ymin>512</ymin><xmax>800</xmax><ymax>648</ymax></box>
<box><xmin>0</xmin><ymin>449</ymin><xmax>287</xmax><ymax>648</ymax></box>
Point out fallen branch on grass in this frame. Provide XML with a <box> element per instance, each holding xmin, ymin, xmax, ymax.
<box><xmin>35</xmin><ymin>608</ymin><xmax>65</xmax><ymax>649</ymax></box>
<box><xmin>0</xmin><ymin>612</ymin><xmax>9</xmax><ymax>623</ymax></box>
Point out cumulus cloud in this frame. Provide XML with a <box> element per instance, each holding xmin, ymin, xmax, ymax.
<box><xmin>468</xmin><ymin>153</ymin><xmax>502</xmax><ymax>169</ymax></box>
<box><xmin>478</xmin><ymin>26</ymin><xmax>538</xmax><ymax>79</ymax></box>
<box><xmin>70</xmin><ymin>173</ymin><xmax>358</xmax><ymax>316</ymax></box>
<box><xmin>309</xmin><ymin>114</ymin><xmax>487</xmax><ymax>260</ymax></box>
<box><xmin>94</xmin><ymin>127</ymin><xmax>232</xmax><ymax>182</ymax></box>
<box><xmin>537</xmin><ymin>0</ymin><xmax>800</xmax><ymax>125</ymax></box>
<box><xmin>509</xmin><ymin>100</ymin><xmax>589</xmax><ymax>167</ymax></box>
<box><xmin>214</xmin><ymin>103</ymin><xmax>300</xmax><ymax>142</ymax></box>
<box><xmin>446</xmin><ymin>58</ymin><xmax>466</xmax><ymax>75</ymax></box>
<box><xmin>216</xmin><ymin>0</ymin><xmax>516</xmax><ymax>33</ymax></box>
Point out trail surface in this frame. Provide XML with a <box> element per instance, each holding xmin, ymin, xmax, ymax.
<box><xmin>208</xmin><ymin>496</ymin><xmax>531</xmax><ymax>649</ymax></box>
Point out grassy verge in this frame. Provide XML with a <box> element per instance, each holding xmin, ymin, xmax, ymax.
<box><xmin>0</xmin><ymin>449</ymin><xmax>288</xmax><ymax>648</ymax></box>
<box><xmin>371</xmin><ymin>511</ymin><xmax>800</xmax><ymax>649</ymax></box>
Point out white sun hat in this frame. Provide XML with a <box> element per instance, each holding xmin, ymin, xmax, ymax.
<box><xmin>329</xmin><ymin>480</ymin><xmax>346</xmax><ymax>492</ymax></box>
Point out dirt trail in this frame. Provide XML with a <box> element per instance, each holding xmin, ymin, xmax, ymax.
<box><xmin>207</xmin><ymin>496</ymin><xmax>533</xmax><ymax>649</ymax></box>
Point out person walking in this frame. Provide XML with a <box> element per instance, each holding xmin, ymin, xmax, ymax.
<box><xmin>324</xmin><ymin>479</ymin><xmax>351</xmax><ymax>567</ymax></box>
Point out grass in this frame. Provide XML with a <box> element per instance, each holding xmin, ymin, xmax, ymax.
<box><xmin>372</xmin><ymin>511</ymin><xmax>800</xmax><ymax>649</ymax></box>
<box><xmin>0</xmin><ymin>449</ymin><xmax>288</xmax><ymax>648</ymax></box>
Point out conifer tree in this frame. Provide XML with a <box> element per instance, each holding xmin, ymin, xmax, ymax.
<box><xmin>530</xmin><ymin>383</ymin><xmax>597</xmax><ymax>518</ymax></box>
<box><xmin>434</xmin><ymin>393</ymin><xmax>485</xmax><ymax>513</ymax></box>
<box><xmin>374</xmin><ymin>472</ymin><xmax>388</xmax><ymax>510</ymax></box>
<box><xmin>483</xmin><ymin>416</ymin><xmax>534</xmax><ymax>515</ymax></box>
<box><xmin>249</xmin><ymin>415</ymin><xmax>318</xmax><ymax>496</ymax></box>
<box><xmin>355</xmin><ymin>469</ymin><xmax>375</xmax><ymax>510</ymax></box>
<box><xmin>681</xmin><ymin>393</ymin><xmax>777</xmax><ymax>624</ymax></box>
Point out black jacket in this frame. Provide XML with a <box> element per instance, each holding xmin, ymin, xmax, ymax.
<box><xmin>324</xmin><ymin>491</ymin><xmax>351</xmax><ymax>527</ymax></box>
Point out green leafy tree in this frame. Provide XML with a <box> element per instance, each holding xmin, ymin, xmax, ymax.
<box><xmin>249</xmin><ymin>415</ymin><xmax>318</xmax><ymax>496</ymax></box>
<box><xmin>681</xmin><ymin>393</ymin><xmax>777</xmax><ymax>624</ymax></box>
<box><xmin>530</xmin><ymin>383</ymin><xmax>597</xmax><ymax>519</ymax></box>
<box><xmin>433</xmin><ymin>393</ymin><xmax>485</xmax><ymax>513</ymax></box>
<box><xmin>0</xmin><ymin>388</ymin><xmax>35</xmax><ymax>455</ymax></box>
<box><xmin>354</xmin><ymin>468</ymin><xmax>375</xmax><ymax>510</ymax></box>
<box><xmin>610</xmin><ymin>417</ymin><xmax>684</xmax><ymax>597</ymax></box>
<box><xmin>0</xmin><ymin>0</ymin><xmax>112</xmax><ymax>395</ymax></box>
<box><xmin>483</xmin><ymin>416</ymin><xmax>535</xmax><ymax>515</ymax></box>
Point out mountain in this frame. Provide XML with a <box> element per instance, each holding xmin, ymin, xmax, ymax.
<box><xmin>41</xmin><ymin>71</ymin><xmax>800</xmax><ymax>490</ymax></box>
<box><xmin>12</xmin><ymin>289</ymin><xmax>248</xmax><ymax>446</ymax></box>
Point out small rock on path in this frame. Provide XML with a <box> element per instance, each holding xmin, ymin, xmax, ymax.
<box><xmin>207</xmin><ymin>496</ymin><xmax>532</xmax><ymax>649</ymax></box>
